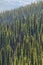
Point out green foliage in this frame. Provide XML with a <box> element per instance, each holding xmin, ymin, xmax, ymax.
<box><xmin>0</xmin><ymin>1</ymin><xmax>43</xmax><ymax>65</ymax></box>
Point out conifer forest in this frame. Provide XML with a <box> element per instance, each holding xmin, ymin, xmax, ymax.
<box><xmin>0</xmin><ymin>1</ymin><xmax>43</xmax><ymax>65</ymax></box>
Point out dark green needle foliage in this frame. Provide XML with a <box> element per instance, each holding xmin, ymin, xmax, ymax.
<box><xmin>0</xmin><ymin>1</ymin><xmax>43</xmax><ymax>65</ymax></box>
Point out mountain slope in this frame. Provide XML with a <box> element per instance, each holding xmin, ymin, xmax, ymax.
<box><xmin>0</xmin><ymin>2</ymin><xmax>43</xmax><ymax>65</ymax></box>
<box><xmin>0</xmin><ymin>2</ymin><xmax>43</xmax><ymax>24</ymax></box>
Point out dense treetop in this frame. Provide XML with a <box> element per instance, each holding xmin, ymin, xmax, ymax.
<box><xmin>0</xmin><ymin>1</ymin><xmax>43</xmax><ymax>65</ymax></box>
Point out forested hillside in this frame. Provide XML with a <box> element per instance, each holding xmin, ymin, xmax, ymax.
<box><xmin>0</xmin><ymin>1</ymin><xmax>43</xmax><ymax>65</ymax></box>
